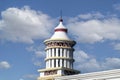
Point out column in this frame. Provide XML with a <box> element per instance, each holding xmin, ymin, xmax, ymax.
<box><xmin>64</xmin><ymin>60</ymin><xmax>66</xmax><ymax>68</ymax></box>
<box><xmin>64</xmin><ymin>49</ymin><xmax>66</xmax><ymax>57</ymax></box>
<box><xmin>47</xmin><ymin>49</ymin><xmax>49</xmax><ymax>58</ymax></box>
<box><xmin>48</xmin><ymin>60</ymin><xmax>50</xmax><ymax>68</ymax></box>
<box><xmin>47</xmin><ymin>61</ymin><xmax>49</xmax><ymax>68</ymax></box>
<box><xmin>46</xmin><ymin>50</ymin><xmax>47</xmax><ymax>58</ymax></box>
<box><xmin>52</xmin><ymin>59</ymin><xmax>54</xmax><ymax>68</ymax></box>
<box><xmin>56</xmin><ymin>59</ymin><xmax>58</xmax><ymax>67</ymax></box>
<box><xmin>60</xmin><ymin>48</ymin><xmax>62</xmax><ymax>57</ymax></box>
<box><xmin>67</xmin><ymin>60</ymin><xmax>70</xmax><ymax>68</ymax></box>
<box><xmin>72</xmin><ymin>63</ymin><xmax>73</xmax><ymax>69</ymax></box>
<box><xmin>48</xmin><ymin>49</ymin><xmax>50</xmax><ymax>58</ymax></box>
<box><xmin>66</xmin><ymin>49</ymin><xmax>67</xmax><ymax>57</ymax></box>
<box><xmin>56</xmin><ymin>48</ymin><xmax>58</xmax><ymax>57</ymax></box>
<box><xmin>71</xmin><ymin>63</ymin><xmax>73</xmax><ymax>69</ymax></box>
<box><xmin>68</xmin><ymin>60</ymin><xmax>70</xmax><ymax>68</ymax></box>
<box><xmin>52</xmin><ymin>48</ymin><xmax>54</xmax><ymax>57</ymax></box>
<box><xmin>67</xmin><ymin>50</ymin><xmax>69</xmax><ymax>58</ymax></box>
<box><xmin>46</xmin><ymin>61</ymin><xmax>47</xmax><ymax>68</ymax></box>
<box><xmin>66</xmin><ymin>60</ymin><xmax>69</xmax><ymax>68</ymax></box>
<box><xmin>60</xmin><ymin>59</ymin><xmax>62</xmax><ymax>67</ymax></box>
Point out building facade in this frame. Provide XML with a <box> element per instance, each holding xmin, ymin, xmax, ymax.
<box><xmin>37</xmin><ymin>18</ymin><xmax>80</xmax><ymax>80</ymax></box>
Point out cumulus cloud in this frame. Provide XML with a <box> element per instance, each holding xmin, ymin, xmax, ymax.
<box><xmin>74</xmin><ymin>50</ymin><xmax>120</xmax><ymax>73</ymax></box>
<box><xmin>102</xmin><ymin>58</ymin><xmax>120</xmax><ymax>69</ymax></box>
<box><xmin>0</xmin><ymin>6</ymin><xmax>55</xmax><ymax>43</ymax></box>
<box><xmin>78</xmin><ymin>12</ymin><xmax>104</xmax><ymax>20</ymax></box>
<box><xmin>0</xmin><ymin>61</ymin><xmax>11</xmax><ymax>69</ymax></box>
<box><xmin>113</xmin><ymin>3</ymin><xmax>120</xmax><ymax>11</ymax></box>
<box><xmin>23</xmin><ymin>74</ymin><xmax>38</xmax><ymax>80</ymax></box>
<box><xmin>26</xmin><ymin>46</ymin><xmax>45</xmax><ymax>67</ymax></box>
<box><xmin>1</xmin><ymin>7</ymin><xmax>120</xmax><ymax>45</ymax></box>
<box><xmin>113</xmin><ymin>43</ymin><xmax>120</xmax><ymax>50</ymax></box>
<box><xmin>67</xmin><ymin>14</ymin><xmax>120</xmax><ymax>43</ymax></box>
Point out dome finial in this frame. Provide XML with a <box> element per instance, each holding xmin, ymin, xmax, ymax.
<box><xmin>59</xmin><ymin>10</ymin><xmax>63</xmax><ymax>22</ymax></box>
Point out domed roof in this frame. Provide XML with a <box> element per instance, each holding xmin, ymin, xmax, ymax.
<box><xmin>55</xmin><ymin>21</ymin><xmax>67</xmax><ymax>30</ymax></box>
<box><xmin>50</xmin><ymin>19</ymin><xmax>70</xmax><ymax>40</ymax></box>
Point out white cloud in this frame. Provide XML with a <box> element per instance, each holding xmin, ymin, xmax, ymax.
<box><xmin>1</xmin><ymin>7</ymin><xmax>120</xmax><ymax>45</ymax></box>
<box><xmin>113</xmin><ymin>43</ymin><xmax>120</xmax><ymax>50</ymax></box>
<box><xmin>78</xmin><ymin>12</ymin><xmax>104</xmax><ymax>20</ymax></box>
<box><xmin>67</xmin><ymin>15</ymin><xmax>120</xmax><ymax>43</ymax></box>
<box><xmin>74</xmin><ymin>50</ymin><xmax>89</xmax><ymax>63</ymax></box>
<box><xmin>23</xmin><ymin>74</ymin><xmax>38</xmax><ymax>80</ymax></box>
<box><xmin>0</xmin><ymin>61</ymin><xmax>11</xmax><ymax>69</ymax></box>
<box><xmin>102</xmin><ymin>58</ymin><xmax>120</xmax><ymax>69</ymax></box>
<box><xmin>19</xmin><ymin>79</ymin><xmax>24</xmax><ymax>80</ymax></box>
<box><xmin>26</xmin><ymin>46</ymin><xmax>45</xmax><ymax>67</ymax></box>
<box><xmin>0</xmin><ymin>6</ymin><xmax>55</xmax><ymax>43</ymax></box>
<box><xmin>26</xmin><ymin>46</ymin><xmax>45</xmax><ymax>58</ymax></box>
<box><xmin>113</xmin><ymin>3</ymin><xmax>120</xmax><ymax>11</ymax></box>
<box><xmin>74</xmin><ymin>50</ymin><xmax>120</xmax><ymax>73</ymax></box>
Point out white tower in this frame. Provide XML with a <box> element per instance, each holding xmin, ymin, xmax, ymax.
<box><xmin>38</xmin><ymin>18</ymin><xmax>80</xmax><ymax>80</ymax></box>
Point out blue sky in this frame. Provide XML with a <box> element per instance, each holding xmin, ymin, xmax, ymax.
<box><xmin>0</xmin><ymin>0</ymin><xmax>120</xmax><ymax>80</ymax></box>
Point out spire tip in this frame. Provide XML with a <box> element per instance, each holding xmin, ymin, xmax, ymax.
<box><xmin>59</xmin><ymin>10</ymin><xmax>63</xmax><ymax>22</ymax></box>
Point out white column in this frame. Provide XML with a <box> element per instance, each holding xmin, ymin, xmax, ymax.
<box><xmin>67</xmin><ymin>60</ymin><xmax>70</xmax><ymax>68</ymax></box>
<box><xmin>60</xmin><ymin>59</ymin><xmax>62</xmax><ymax>67</ymax></box>
<box><xmin>64</xmin><ymin>49</ymin><xmax>66</xmax><ymax>57</ymax></box>
<box><xmin>56</xmin><ymin>59</ymin><xmax>58</xmax><ymax>67</ymax></box>
<box><xmin>46</xmin><ymin>50</ymin><xmax>47</xmax><ymax>58</ymax></box>
<box><xmin>67</xmin><ymin>50</ymin><xmax>69</xmax><ymax>58</ymax></box>
<box><xmin>46</xmin><ymin>61</ymin><xmax>49</xmax><ymax>68</ymax></box>
<box><xmin>60</xmin><ymin>48</ymin><xmax>62</xmax><ymax>57</ymax></box>
<box><xmin>66</xmin><ymin>60</ymin><xmax>68</xmax><ymax>68</ymax></box>
<box><xmin>56</xmin><ymin>48</ymin><xmax>58</xmax><ymax>57</ymax></box>
<box><xmin>48</xmin><ymin>60</ymin><xmax>50</xmax><ymax>68</ymax></box>
<box><xmin>52</xmin><ymin>48</ymin><xmax>54</xmax><ymax>57</ymax></box>
<box><xmin>70</xmin><ymin>62</ymin><xmax>72</xmax><ymax>69</ymax></box>
<box><xmin>50</xmin><ymin>59</ymin><xmax>52</xmax><ymax>68</ymax></box>
<box><xmin>48</xmin><ymin>49</ymin><xmax>50</xmax><ymax>58</ymax></box>
<box><xmin>47</xmin><ymin>50</ymin><xmax>49</xmax><ymax>58</ymax></box>
<box><xmin>64</xmin><ymin>60</ymin><xmax>66</xmax><ymax>68</ymax></box>
<box><xmin>47</xmin><ymin>61</ymin><xmax>49</xmax><ymax>68</ymax></box>
<box><xmin>46</xmin><ymin>49</ymin><xmax>49</xmax><ymax>58</ymax></box>
<box><xmin>46</xmin><ymin>61</ymin><xmax>47</xmax><ymax>68</ymax></box>
<box><xmin>66</xmin><ymin>49</ymin><xmax>67</xmax><ymax>57</ymax></box>
<box><xmin>52</xmin><ymin>59</ymin><xmax>54</xmax><ymax>68</ymax></box>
